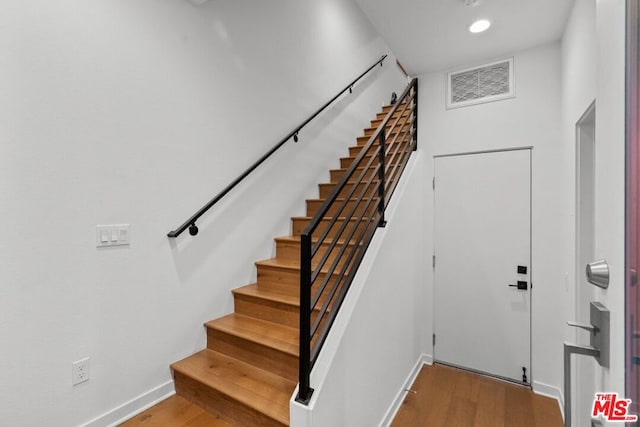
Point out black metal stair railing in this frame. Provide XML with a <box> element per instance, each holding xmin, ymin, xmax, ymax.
<box><xmin>296</xmin><ymin>78</ymin><xmax>418</xmax><ymax>404</ymax></box>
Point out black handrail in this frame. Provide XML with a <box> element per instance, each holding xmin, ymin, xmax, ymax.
<box><xmin>296</xmin><ymin>78</ymin><xmax>418</xmax><ymax>404</ymax></box>
<box><xmin>167</xmin><ymin>55</ymin><xmax>388</xmax><ymax>238</ymax></box>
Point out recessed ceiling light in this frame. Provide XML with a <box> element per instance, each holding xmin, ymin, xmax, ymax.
<box><xmin>469</xmin><ymin>19</ymin><xmax>491</xmax><ymax>33</ymax></box>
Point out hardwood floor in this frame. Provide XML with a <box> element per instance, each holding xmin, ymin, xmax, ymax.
<box><xmin>120</xmin><ymin>395</ymin><xmax>232</xmax><ymax>427</ymax></box>
<box><xmin>122</xmin><ymin>363</ymin><xmax>563</xmax><ymax>427</ymax></box>
<box><xmin>391</xmin><ymin>364</ymin><xmax>563</xmax><ymax>427</ymax></box>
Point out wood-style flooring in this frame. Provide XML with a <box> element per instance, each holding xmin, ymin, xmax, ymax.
<box><xmin>391</xmin><ymin>364</ymin><xmax>563</xmax><ymax>427</ymax></box>
<box><xmin>122</xmin><ymin>363</ymin><xmax>563</xmax><ymax>426</ymax></box>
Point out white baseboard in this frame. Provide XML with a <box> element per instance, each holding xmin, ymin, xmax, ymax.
<box><xmin>379</xmin><ymin>353</ymin><xmax>432</xmax><ymax>427</ymax></box>
<box><xmin>81</xmin><ymin>381</ymin><xmax>175</xmax><ymax>427</ymax></box>
<box><xmin>533</xmin><ymin>380</ymin><xmax>564</xmax><ymax>420</ymax></box>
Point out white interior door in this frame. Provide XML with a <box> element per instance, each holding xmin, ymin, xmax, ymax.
<box><xmin>434</xmin><ymin>149</ymin><xmax>531</xmax><ymax>383</ymax></box>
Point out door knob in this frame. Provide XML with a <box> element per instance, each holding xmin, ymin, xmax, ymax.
<box><xmin>586</xmin><ymin>259</ymin><xmax>609</xmax><ymax>289</ymax></box>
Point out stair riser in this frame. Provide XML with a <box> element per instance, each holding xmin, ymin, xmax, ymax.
<box><xmin>319</xmin><ymin>181</ymin><xmax>382</xmax><ymax>199</ymax></box>
<box><xmin>233</xmin><ymin>294</ymin><xmax>329</xmax><ymax>329</ymax></box>
<box><xmin>363</xmin><ymin>125</ymin><xmax>411</xmax><ymax>138</ymax></box>
<box><xmin>348</xmin><ymin>140</ymin><xmax>411</xmax><ymax>157</ymax></box>
<box><xmin>276</xmin><ymin>239</ymin><xmax>353</xmax><ymax>269</ymax></box>
<box><xmin>292</xmin><ymin>217</ymin><xmax>374</xmax><ymax>240</ymax></box>
<box><xmin>340</xmin><ymin>155</ymin><xmax>378</xmax><ymax>169</ymax></box>
<box><xmin>331</xmin><ymin>160</ymin><xmax>407</xmax><ymax>184</ymax></box>
<box><xmin>348</xmin><ymin>144</ymin><xmax>379</xmax><ymax>157</ymax></box>
<box><xmin>256</xmin><ymin>263</ymin><xmax>334</xmax><ymax>288</ymax></box>
<box><xmin>381</xmin><ymin>103</ymin><xmax>409</xmax><ymax>114</ymax></box>
<box><xmin>371</xmin><ymin>112</ymin><xmax>413</xmax><ymax>126</ymax></box>
<box><xmin>330</xmin><ymin>167</ymin><xmax>378</xmax><ymax>183</ymax></box>
<box><xmin>358</xmin><ymin>128</ymin><xmax>413</xmax><ymax>146</ymax></box>
<box><xmin>174</xmin><ymin>371</ymin><xmax>286</xmax><ymax>427</ymax></box>
<box><xmin>306</xmin><ymin>198</ymin><xmax>377</xmax><ymax>217</ymax></box>
<box><xmin>376</xmin><ymin>109</ymin><xmax>412</xmax><ymax>120</ymax></box>
<box><xmin>206</xmin><ymin>328</ymin><xmax>298</xmax><ymax>383</ymax></box>
<box><xmin>234</xmin><ymin>294</ymin><xmax>298</xmax><ymax>328</ymax></box>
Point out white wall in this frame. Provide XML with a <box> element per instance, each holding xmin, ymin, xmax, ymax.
<box><xmin>418</xmin><ymin>43</ymin><xmax>565</xmax><ymax>398</ymax></box>
<box><xmin>290</xmin><ymin>153</ymin><xmax>430</xmax><ymax>427</ymax></box>
<box><xmin>0</xmin><ymin>1</ymin><xmax>405</xmax><ymax>425</ymax></box>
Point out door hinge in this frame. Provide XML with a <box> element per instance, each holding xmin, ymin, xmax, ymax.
<box><xmin>432</xmin><ymin>255</ymin><xmax>436</xmax><ymax>268</ymax></box>
<box><xmin>432</xmin><ymin>177</ymin><xmax>435</xmax><ymax>190</ymax></box>
<box><xmin>433</xmin><ymin>333</ymin><xmax>436</xmax><ymax>346</ymax></box>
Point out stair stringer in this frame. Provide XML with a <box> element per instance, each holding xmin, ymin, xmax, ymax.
<box><xmin>289</xmin><ymin>152</ymin><xmax>429</xmax><ymax>427</ymax></box>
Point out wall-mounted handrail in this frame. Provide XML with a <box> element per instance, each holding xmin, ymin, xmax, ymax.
<box><xmin>167</xmin><ymin>55</ymin><xmax>388</xmax><ymax>238</ymax></box>
<box><xmin>296</xmin><ymin>78</ymin><xmax>418</xmax><ymax>404</ymax></box>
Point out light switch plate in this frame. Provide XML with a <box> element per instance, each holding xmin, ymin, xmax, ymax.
<box><xmin>96</xmin><ymin>224</ymin><xmax>130</xmax><ymax>247</ymax></box>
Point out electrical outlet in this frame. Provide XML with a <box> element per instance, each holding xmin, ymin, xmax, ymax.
<box><xmin>72</xmin><ymin>358</ymin><xmax>90</xmax><ymax>386</ymax></box>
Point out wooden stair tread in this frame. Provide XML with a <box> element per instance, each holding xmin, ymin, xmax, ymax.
<box><xmin>233</xmin><ymin>283</ymin><xmax>298</xmax><ymax>305</ymax></box>
<box><xmin>306</xmin><ymin>197</ymin><xmax>375</xmax><ymax>203</ymax></box>
<box><xmin>256</xmin><ymin>257</ymin><xmax>349</xmax><ymax>276</ymax></box>
<box><xmin>171</xmin><ymin>349</ymin><xmax>294</xmax><ymax>425</ymax></box>
<box><xmin>274</xmin><ymin>235</ymin><xmax>355</xmax><ymax>246</ymax></box>
<box><xmin>205</xmin><ymin>313</ymin><xmax>299</xmax><ymax>356</ymax></box>
<box><xmin>120</xmin><ymin>395</ymin><xmax>233</xmax><ymax>427</ymax></box>
<box><xmin>290</xmin><ymin>215</ymin><xmax>367</xmax><ymax>222</ymax></box>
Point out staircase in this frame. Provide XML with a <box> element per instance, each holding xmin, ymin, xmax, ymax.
<box><xmin>121</xmin><ymin>104</ymin><xmax>414</xmax><ymax>427</ymax></box>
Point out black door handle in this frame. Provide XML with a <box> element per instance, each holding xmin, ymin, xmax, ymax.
<box><xmin>508</xmin><ymin>281</ymin><xmax>528</xmax><ymax>290</ymax></box>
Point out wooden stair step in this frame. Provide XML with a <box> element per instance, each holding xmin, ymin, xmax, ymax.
<box><xmin>291</xmin><ymin>216</ymin><xmax>374</xmax><ymax>239</ymax></box>
<box><xmin>363</xmin><ymin>125</ymin><xmax>410</xmax><ymax>137</ymax></box>
<box><xmin>357</xmin><ymin>127</ymin><xmax>413</xmax><ymax>145</ymax></box>
<box><xmin>172</xmin><ymin>349</ymin><xmax>294</xmax><ymax>427</ymax></box>
<box><xmin>381</xmin><ymin>103</ymin><xmax>409</xmax><ymax>113</ymax></box>
<box><xmin>340</xmin><ymin>153</ymin><xmax>378</xmax><ymax>168</ymax></box>
<box><xmin>377</xmin><ymin>106</ymin><xmax>411</xmax><ymax>119</ymax></box>
<box><xmin>274</xmin><ymin>234</ymin><xmax>357</xmax><ymax>271</ymax></box>
<box><xmin>373</xmin><ymin>109</ymin><xmax>412</xmax><ymax>123</ymax></box>
<box><xmin>233</xmin><ymin>283</ymin><xmax>299</xmax><ymax>327</ymax></box>
<box><xmin>255</xmin><ymin>256</ymin><xmax>349</xmax><ymax>288</ymax></box>
<box><xmin>306</xmin><ymin>197</ymin><xmax>377</xmax><ymax>217</ymax></box>
<box><xmin>205</xmin><ymin>313</ymin><xmax>298</xmax><ymax>382</ymax></box>
<box><xmin>330</xmin><ymin>166</ymin><xmax>379</xmax><ymax>183</ymax></box>
<box><xmin>318</xmin><ymin>180</ymin><xmax>379</xmax><ymax>199</ymax></box>
<box><xmin>348</xmin><ymin>141</ymin><xmax>411</xmax><ymax>157</ymax></box>
<box><xmin>206</xmin><ymin>313</ymin><xmax>298</xmax><ymax>356</ymax></box>
<box><xmin>275</xmin><ymin>235</ymin><xmax>357</xmax><ymax>259</ymax></box>
<box><xmin>119</xmin><ymin>395</ymin><xmax>233</xmax><ymax>427</ymax></box>
<box><xmin>329</xmin><ymin>161</ymin><xmax>406</xmax><ymax>183</ymax></box>
<box><xmin>232</xmin><ymin>282</ymin><xmax>332</xmax><ymax>328</ymax></box>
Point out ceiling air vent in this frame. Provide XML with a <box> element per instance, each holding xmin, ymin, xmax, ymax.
<box><xmin>446</xmin><ymin>58</ymin><xmax>514</xmax><ymax>109</ymax></box>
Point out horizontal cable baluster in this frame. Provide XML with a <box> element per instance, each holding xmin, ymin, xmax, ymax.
<box><xmin>310</xmin><ymin>221</ymin><xmax>380</xmax><ymax>362</ymax></box>
<box><xmin>298</xmin><ymin>78</ymin><xmax>418</xmax><ymax>403</ymax></box>
<box><xmin>310</xmin><ymin>206</ymin><xmax>380</xmax><ymax>338</ymax></box>
<box><xmin>310</xmin><ymin>162</ymin><xmax>382</xmax><ymax>283</ymax></box>
<box><xmin>310</xmin><ymin>178</ymin><xmax>382</xmax><ymax>309</ymax></box>
<box><xmin>310</xmin><ymin>145</ymin><xmax>381</xmax><ymax>257</ymax></box>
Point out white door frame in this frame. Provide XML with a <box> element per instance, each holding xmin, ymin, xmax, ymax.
<box><xmin>433</xmin><ymin>146</ymin><xmax>533</xmax><ymax>385</ymax></box>
<box><xmin>574</xmin><ymin>100</ymin><xmax>596</xmax><ymax>426</ymax></box>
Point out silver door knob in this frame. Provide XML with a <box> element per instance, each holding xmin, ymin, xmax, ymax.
<box><xmin>586</xmin><ymin>259</ymin><xmax>609</xmax><ymax>289</ymax></box>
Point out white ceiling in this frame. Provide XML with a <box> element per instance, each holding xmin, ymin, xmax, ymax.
<box><xmin>353</xmin><ymin>0</ymin><xmax>575</xmax><ymax>75</ymax></box>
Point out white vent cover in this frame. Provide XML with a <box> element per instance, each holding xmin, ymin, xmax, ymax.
<box><xmin>446</xmin><ymin>58</ymin><xmax>514</xmax><ymax>109</ymax></box>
